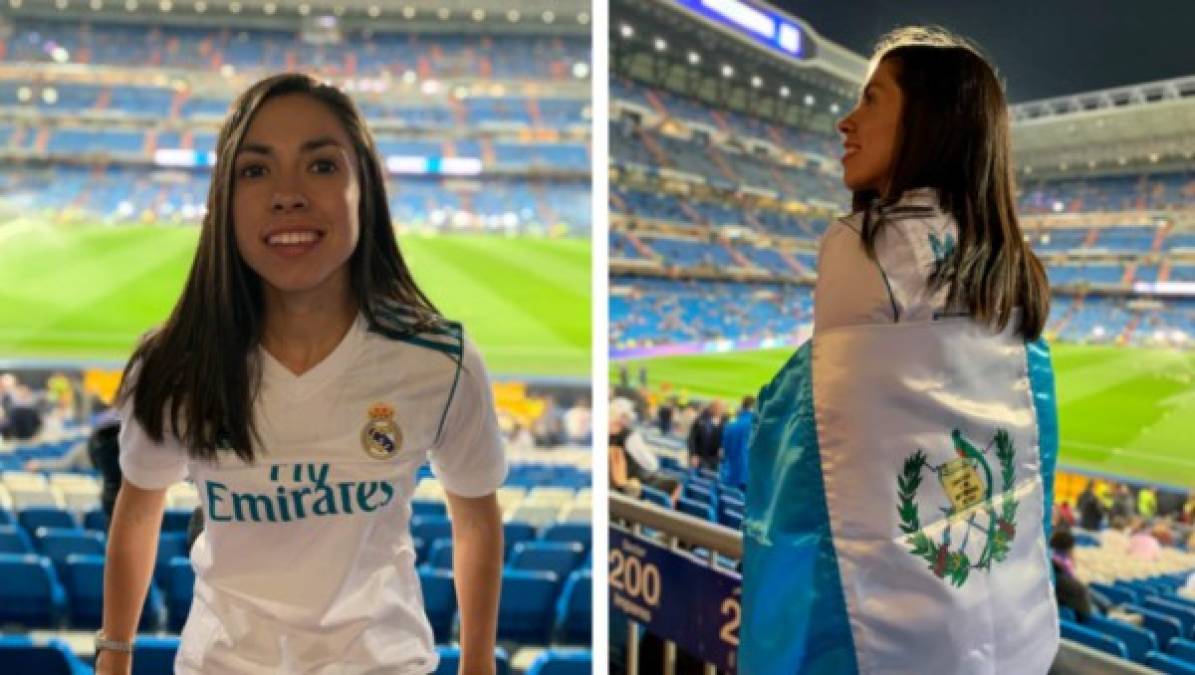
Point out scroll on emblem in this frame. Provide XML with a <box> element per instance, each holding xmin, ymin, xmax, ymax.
<box><xmin>361</xmin><ymin>402</ymin><xmax>403</xmax><ymax>460</ymax></box>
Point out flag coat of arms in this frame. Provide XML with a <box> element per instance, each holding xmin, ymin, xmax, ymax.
<box><xmin>741</xmin><ymin>319</ymin><xmax>1059</xmax><ymax>674</ymax></box>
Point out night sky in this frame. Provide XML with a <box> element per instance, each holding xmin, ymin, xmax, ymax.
<box><xmin>777</xmin><ymin>0</ymin><xmax>1195</xmax><ymax>103</ymax></box>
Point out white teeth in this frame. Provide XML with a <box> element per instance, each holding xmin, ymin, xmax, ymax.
<box><xmin>268</xmin><ymin>231</ymin><xmax>319</xmax><ymax>246</ymax></box>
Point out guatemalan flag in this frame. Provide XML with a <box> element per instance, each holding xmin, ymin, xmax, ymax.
<box><xmin>741</xmin><ymin>318</ymin><xmax>1060</xmax><ymax>674</ymax></box>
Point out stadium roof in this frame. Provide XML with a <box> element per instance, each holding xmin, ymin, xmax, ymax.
<box><xmin>611</xmin><ymin>0</ymin><xmax>865</xmax><ymax>135</ymax></box>
<box><xmin>1012</xmin><ymin>76</ymin><xmax>1195</xmax><ymax>180</ymax></box>
<box><xmin>2</xmin><ymin>0</ymin><xmax>590</xmax><ymax>34</ymax></box>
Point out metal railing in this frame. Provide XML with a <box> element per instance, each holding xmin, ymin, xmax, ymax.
<box><xmin>610</xmin><ymin>492</ymin><xmax>1159</xmax><ymax>675</ymax></box>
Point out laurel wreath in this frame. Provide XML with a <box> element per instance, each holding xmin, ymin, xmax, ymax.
<box><xmin>897</xmin><ymin>431</ymin><xmax>1019</xmax><ymax>588</ymax></box>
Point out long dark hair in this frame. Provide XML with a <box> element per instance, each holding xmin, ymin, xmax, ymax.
<box><xmin>852</xmin><ymin>27</ymin><xmax>1049</xmax><ymax>340</ymax></box>
<box><xmin>121</xmin><ymin>73</ymin><xmax>441</xmax><ymax>462</ymax></box>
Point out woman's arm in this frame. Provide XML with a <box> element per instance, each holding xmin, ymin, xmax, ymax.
<box><xmin>95</xmin><ymin>478</ymin><xmax>169</xmax><ymax>675</ymax></box>
<box><xmin>445</xmin><ymin>490</ymin><xmax>503</xmax><ymax>675</ymax></box>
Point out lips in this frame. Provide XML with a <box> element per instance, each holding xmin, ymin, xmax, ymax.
<box><xmin>842</xmin><ymin>143</ymin><xmax>861</xmax><ymax>160</ymax></box>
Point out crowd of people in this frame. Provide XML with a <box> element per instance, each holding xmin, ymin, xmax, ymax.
<box><xmin>1050</xmin><ymin>479</ymin><xmax>1195</xmax><ymax>623</ymax></box>
<box><xmin>607</xmin><ymin>384</ymin><xmax>757</xmax><ymax>503</ymax></box>
<box><xmin>0</xmin><ymin>371</ymin><xmax>84</xmax><ymax>443</ymax></box>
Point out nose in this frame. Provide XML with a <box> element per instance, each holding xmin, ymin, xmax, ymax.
<box><xmin>271</xmin><ymin>190</ymin><xmax>309</xmax><ymax>212</ymax></box>
<box><xmin>836</xmin><ymin>112</ymin><xmax>853</xmax><ymax>137</ymax></box>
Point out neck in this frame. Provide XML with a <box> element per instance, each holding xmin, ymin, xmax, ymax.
<box><xmin>260</xmin><ymin>277</ymin><xmax>358</xmax><ymax>376</ymax></box>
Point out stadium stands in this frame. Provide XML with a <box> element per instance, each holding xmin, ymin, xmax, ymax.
<box><xmin>0</xmin><ymin>434</ymin><xmax>592</xmax><ymax>667</ymax></box>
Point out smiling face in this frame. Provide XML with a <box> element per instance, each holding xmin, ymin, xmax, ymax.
<box><xmin>231</xmin><ymin>93</ymin><xmax>361</xmax><ymax>305</ymax></box>
<box><xmin>837</xmin><ymin>58</ymin><xmax>904</xmax><ymax>196</ymax></box>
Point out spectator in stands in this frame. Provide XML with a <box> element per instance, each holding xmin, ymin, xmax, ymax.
<box><xmin>0</xmin><ymin>372</ymin><xmax>16</xmax><ymax>419</ymax></box>
<box><xmin>0</xmin><ymin>384</ymin><xmax>42</xmax><ymax>441</ymax></box>
<box><xmin>98</xmin><ymin>74</ymin><xmax>505</xmax><ymax>675</ymax></box>
<box><xmin>744</xmin><ymin>27</ymin><xmax>1060</xmax><ymax>673</ymax></box>
<box><xmin>720</xmin><ymin>396</ymin><xmax>755</xmax><ymax>491</ymax></box>
<box><xmin>563</xmin><ymin>397</ymin><xmax>592</xmax><ymax>445</ymax></box>
<box><xmin>609</xmin><ymin>397</ymin><xmax>681</xmax><ymax>503</ymax></box>
<box><xmin>1077</xmin><ymin>480</ymin><xmax>1105</xmax><ymax>530</ymax></box>
<box><xmin>1138</xmin><ymin>486</ymin><xmax>1158</xmax><ymax>518</ymax></box>
<box><xmin>1127</xmin><ymin>518</ymin><xmax>1162</xmax><ymax>560</ymax></box>
<box><xmin>1050</xmin><ymin>530</ymin><xmax>1094</xmax><ymax>622</ymax></box>
<box><xmin>675</xmin><ymin>400</ymin><xmax>700</xmax><ymax>441</ymax></box>
<box><xmin>1055</xmin><ymin>500</ymin><xmax>1076</xmax><ymax>530</ymax></box>
<box><xmin>1110</xmin><ymin>483</ymin><xmax>1136</xmax><ymax>520</ymax></box>
<box><xmin>687</xmin><ymin>399</ymin><xmax>724</xmax><ymax>471</ymax></box>
<box><xmin>657</xmin><ymin>395</ymin><xmax>676</xmax><ymax>436</ymax></box>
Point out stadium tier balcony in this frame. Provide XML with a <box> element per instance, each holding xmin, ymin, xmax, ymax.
<box><xmin>0</xmin><ymin>165</ymin><xmax>590</xmax><ymax>232</ymax></box>
<box><xmin>1020</xmin><ymin>172</ymin><xmax>1195</xmax><ymax>214</ymax></box>
<box><xmin>609</xmin><ymin>279</ymin><xmax>812</xmax><ymax>347</ymax></box>
<box><xmin>6</xmin><ymin>20</ymin><xmax>587</xmax><ymax>81</ymax></box>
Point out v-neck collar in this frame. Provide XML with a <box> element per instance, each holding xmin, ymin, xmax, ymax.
<box><xmin>260</xmin><ymin>312</ymin><xmax>366</xmax><ymax>397</ymax></box>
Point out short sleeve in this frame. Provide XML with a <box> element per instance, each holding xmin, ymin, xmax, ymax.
<box><xmin>429</xmin><ymin>339</ymin><xmax>508</xmax><ymax>497</ymax></box>
<box><xmin>814</xmin><ymin>218</ymin><xmax>894</xmax><ymax>332</ymax></box>
<box><xmin>117</xmin><ymin>369</ymin><xmax>190</xmax><ymax>490</ymax></box>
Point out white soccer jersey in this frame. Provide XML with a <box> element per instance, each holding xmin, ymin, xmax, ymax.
<box><xmin>118</xmin><ymin>308</ymin><xmax>507</xmax><ymax>674</ymax></box>
<box><xmin>815</xmin><ymin>187</ymin><xmax>959</xmax><ymax>331</ymax></box>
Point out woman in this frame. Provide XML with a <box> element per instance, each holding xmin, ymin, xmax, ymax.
<box><xmin>741</xmin><ymin>27</ymin><xmax>1059</xmax><ymax>674</ymax></box>
<box><xmin>96</xmin><ymin>73</ymin><xmax>506</xmax><ymax>675</ymax></box>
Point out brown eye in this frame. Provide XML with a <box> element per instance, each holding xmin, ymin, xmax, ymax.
<box><xmin>310</xmin><ymin>159</ymin><xmax>337</xmax><ymax>174</ymax></box>
<box><xmin>237</xmin><ymin>164</ymin><xmax>267</xmax><ymax>179</ymax></box>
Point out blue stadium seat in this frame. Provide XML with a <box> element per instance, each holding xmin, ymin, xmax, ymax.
<box><xmin>34</xmin><ymin>528</ymin><xmax>105</xmax><ymax>576</ymax></box>
<box><xmin>0</xmin><ymin>525</ymin><xmax>32</xmax><ymax>554</ymax></box>
<box><xmin>18</xmin><ymin>507</ymin><xmax>77</xmax><ymax>535</ymax></box>
<box><xmin>412</xmin><ymin>499</ymin><xmax>448</xmax><ymax>519</ymax></box>
<box><xmin>162</xmin><ymin>508</ymin><xmax>193</xmax><ymax>532</ymax></box>
<box><xmin>1144</xmin><ymin>598</ymin><xmax>1195</xmax><ymax>637</ymax></box>
<box><xmin>504</xmin><ymin>521</ymin><xmax>537</xmax><ymax>559</ymax></box>
<box><xmin>678</xmin><ymin>497</ymin><xmax>715</xmax><ymax>522</ymax></box>
<box><xmin>433</xmin><ymin>645</ymin><xmax>510</xmax><ymax>675</ymax></box>
<box><xmin>1091</xmin><ymin>582</ymin><xmax>1138</xmax><ymax>606</ymax></box>
<box><xmin>0</xmin><ymin>635</ymin><xmax>91</xmax><ymax>675</ymax></box>
<box><xmin>82</xmin><ymin>507</ymin><xmax>108</xmax><ymax>533</ymax></box>
<box><xmin>720</xmin><ymin>486</ymin><xmax>745</xmax><ymax>503</ymax></box>
<box><xmin>133</xmin><ymin>635</ymin><xmax>181</xmax><ymax>675</ymax></box>
<box><xmin>497</xmin><ymin>569</ymin><xmax>559</xmax><ymax>644</ymax></box>
<box><xmin>1127</xmin><ymin>605</ymin><xmax>1184</xmax><ymax>653</ymax></box>
<box><xmin>1060</xmin><ymin>619</ymin><xmax>1128</xmax><ymax>659</ymax></box>
<box><xmin>526</xmin><ymin>649</ymin><xmax>592</xmax><ymax>675</ymax></box>
<box><xmin>0</xmin><ymin>553</ymin><xmax>68</xmax><ymax>628</ymax></box>
<box><xmin>163</xmin><ymin>557</ymin><xmax>195</xmax><ymax>632</ymax></box>
<box><xmin>509</xmin><ymin>541</ymin><xmax>585</xmax><ymax>579</ymax></box>
<box><xmin>0</xmin><ymin>509</ymin><xmax>12</xmax><ymax>526</ymax></box>
<box><xmin>554</xmin><ymin>569</ymin><xmax>591</xmax><ymax>645</ymax></box>
<box><xmin>1170</xmin><ymin>638</ymin><xmax>1195</xmax><ymax>662</ymax></box>
<box><xmin>1058</xmin><ymin>606</ymin><xmax>1077</xmax><ymax>623</ymax></box>
<box><xmin>683</xmin><ymin>483</ymin><xmax>713</xmax><ymax>505</ymax></box>
<box><xmin>720</xmin><ymin>508</ymin><xmax>743</xmax><ymax>530</ymax></box>
<box><xmin>639</xmin><ymin>485</ymin><xmax>672</xmax><ymax>509</ymax></box>
<box><xmin>412</xmin><ymin>516</ymin><xmax>453</xmax><ymax>543</ymax></box>
<box><xmin>426</xmin><ymin>539</ymin><xmax>454</xmax><ymax>571</ymax></box>
<box><xmin>155</xmin><ymin>532</ymin><xmax>188</xmax><ymax>585</ymax></box>
<box><xmin>419</xmin><ymin>568</ymin><xmax>456</xmax><ymax>644</ymax></box>
<box><xmin>1147</xmin><ymin>651</ymin><xmax>1195</xmax><ymax>675</ymax></box>
<box><xmin>541</xmin><ymin>523</ymin><xmax>591</xmax><ymax>553</ymax></box>
<box><xmin>413</xmin><ymin>537</ymin><xmax>428</xmax><ymax>566</ymax></box>
<box><xmin>60</xmin><ymin>554</ymin><xmax>165</xmax><ymax>631</ymax></box>
<box><xmin>1086</xmin><ymin>615</ymin><xmax>1157</xmax><ymax>663</ymax></box>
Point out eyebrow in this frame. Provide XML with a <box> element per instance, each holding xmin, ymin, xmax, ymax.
<box><xmin>236</xmin><ymin>136</ymin><xmax>344</xmax><ymax>157</ymax></box>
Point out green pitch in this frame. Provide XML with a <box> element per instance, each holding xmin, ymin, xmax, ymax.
<box><xmin>614</xmin><ymin>343</ymin><xmax>1195</xmax><ymax>488</ymax></box>
<box><xmin>0</xmin><ymin>221</ymin><xmax>590</xmax><ymax>377</ymax></box>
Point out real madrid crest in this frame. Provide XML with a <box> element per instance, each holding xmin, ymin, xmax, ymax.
<box><xmin>361</xmin><ymin>402</ymin><xmax>403</xmax><ymax>460</ymax></box>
